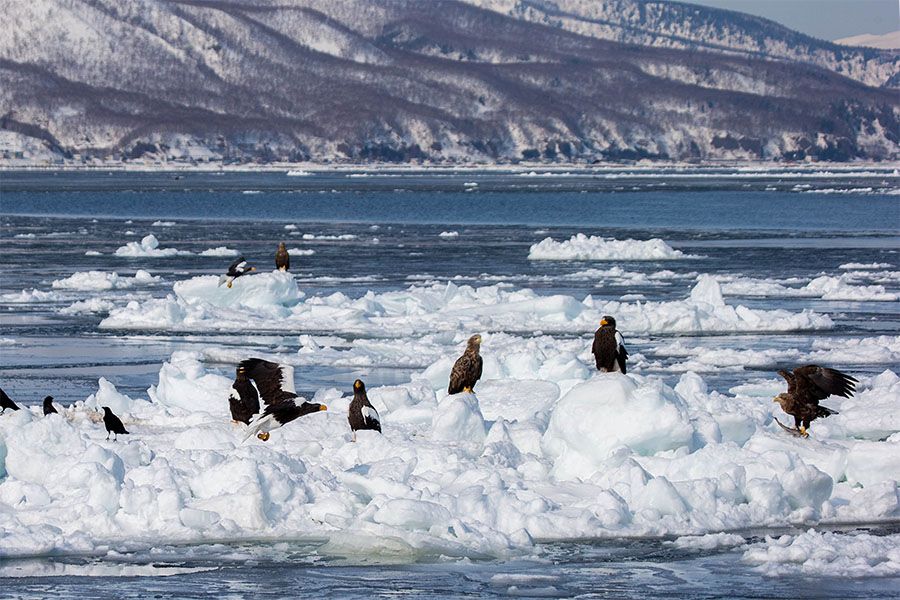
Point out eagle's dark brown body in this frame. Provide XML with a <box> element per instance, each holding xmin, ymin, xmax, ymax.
<box><xmin>238</xmin><ymin>358</ymin><xmax>327</xmax><ymax>441</ymax></box>
<box><xmin>448</xmin><ymin>334</ymin><xmax>483</xmax><ymax>394</ymax></box>
<box><xmin>348</xmin><ymin>379</ymin><xmax>381</xmax><ymax>436</ymax></box>
<box><xmin>42</xmin><ymin>396</ymin><xmax>58</xmax><ymax>415</ymax></box>
<box><xmin>0</xmin><ymin>388</ymin><xmax>20</xmax><ymax>413</ymax></box>
<box><xmin>592</xmin><ymin>316</ymin><xmax>627</xmax><ymax>374</ymax></box>
<box><xmin>229</xmin><ymin>366</ymin><xmax>260</xmax><ymax>424</ymax></box>
<box><xmin>275</xmin><ymin>242</ymin><xmax>290</xmax><ymax>271</ymax></box>
<box><xmin>774</xmin><ymin>365</ymin><xmax>856</xmax><ymax>435</ymax></box>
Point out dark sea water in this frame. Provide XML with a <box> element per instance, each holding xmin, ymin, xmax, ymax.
<box><xmin>1</xmin><ymin>169</ymin><xmax>898</xmax><ymax>598</ymax></box>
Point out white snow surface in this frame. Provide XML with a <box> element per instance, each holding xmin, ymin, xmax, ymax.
<box><xmin>528</xmin><ymin>234</ymin><xmax>693</xmax><ymax>261</ymax></box>
<box><xmin>99</xmin><ymin>275</ymin><xmax>831</xmax><ymax>335</ymax></box>
<box><xmin>114</xmin><ymin>234</ymin><xmax>190</xmax><ymax>258</ymax></box>
<box><xmin>1</xmin><ymin>340</ymin><xmax>898</xmax><ymax>559</ymax></box>
<box><xmin>51</xmin><ymin>270</ymin><xmax>160</xmax><ymax>291</ymax></box>
<box><xmin>199</xmin><ymin>247</ymin><xmax>240</xmax><ymax>257</ymax></box>
<box><xmin>742</xmin><ymin>530</ymin><xmax>900</xmax><ymax>577</ymax></box>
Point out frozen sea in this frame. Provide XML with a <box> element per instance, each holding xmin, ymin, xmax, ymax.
<box><xmin>1</xmin><ymin>168</ymin><xmax>899</xmax><ymax>598</ymax></box>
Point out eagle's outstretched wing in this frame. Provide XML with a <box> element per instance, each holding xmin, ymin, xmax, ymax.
<box><xmin>239</xmin><ymin>358</ymin><xmax>297</xmax><ymax>406</ymax></box>
<box><xmin>794</xmin><ymin>365</ymin><xmax>857</xmax><ymax>402</ymax></box>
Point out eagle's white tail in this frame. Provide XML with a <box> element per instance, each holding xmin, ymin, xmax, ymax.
<box><xmin>242</xmin><ymin>413</ymin><xmax>276</xmax><ymax>443</ymax></box>
<box><xmin>218</xmin><ymin>274</ymin><xmax>229</xmax><ymax>287</ymax></box>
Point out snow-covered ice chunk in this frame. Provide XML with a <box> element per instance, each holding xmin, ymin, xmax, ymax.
<box><xmin>431</xmin><ymin>392</ymin><xmax>487</xmax><ymax>445</ymax></box>
<box><xmin>173</xmin><ymin>270</ymin><xmax>300</xmax><ymax>310</ymax></box>
<box><xmin>528</xmin><ymin>234</ymin><xmax>692</xmax><ymax>260</ymax></box>
<box><xmin>147</xmin><ymin>351</ymin><xmax>232</xmax><ymax>414</ymax></box>
<box><xmin>742</xmin><ymin>530</ymin><xmax>900</xmax><ymax>577</ymax></box>
<box><xmin>85</xmin><ymin>377</ymin><xmax>135</xmax><ymax>415</ymax></box>
<box><xmin>199</xmin><ymin>247</ymin><xmax>240</xmax><ymax>257</ymax></box>
<box><xmin>439</xmin><ymin>231</ymin><xmax>460</xmax><ymax>238</ymax></box>
<box><xmin>542</xmin><ymin>373</ymin><xmax>694</xmax><ymax>480</ymax></box>
<box><xmin>51</xmin><ymin>270</ymin><xmax>160</xmax><ymax>291</ymax></box>
<box><xmin>114</xmin><ymin>234</ymin><xmax>190</xmax><ymax>258</ymax></box>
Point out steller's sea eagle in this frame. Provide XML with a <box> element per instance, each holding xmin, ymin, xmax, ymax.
<box><xmin>0</xmin><ymin>388</ymin><xmax>20</xmax><ymax>414</ymax></box>
<box><xmin>239</xmin><ymin>358</ymin><xmax>326</xmax><ymax>442</ymax></box>
<box><xmin>218</xmin><ymin>256</ymin><xmax>255</xmax><ymax>288</ymax></box>
<box><xmin>592</xmin><ymin>315</ymin><xmax>628</xmax><ymax>374</ymax></box>
<box><xmin>229</xmin><ymin>364</ymin><xmax>260</xmax><ymax>424</ymax></box>
<box><xmin>348</xmin><ymin>379</ymin><xmax>381</xmax><ymax>440</ymax></box>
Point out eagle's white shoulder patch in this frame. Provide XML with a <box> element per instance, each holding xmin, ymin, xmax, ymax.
<box><xmin>279</xmin><ymin>365</ymin><xmax>296</xmax><ymax>394</ymax></box>
<box><xmin>361</xmin><ymin>405</ymin><xmax>380</xmax><ymax>424</ymax></box>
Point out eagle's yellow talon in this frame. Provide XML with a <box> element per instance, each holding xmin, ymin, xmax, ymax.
<box><xmin>257</xmin><ymin>432</ymin><xmax>270</xmax><ymax>441</ymax></box>
<box><xmin>463</xmin><ymin>386</ymin><xmax>472</xmax><ymax>393</ymax></box>
<box><xmin>799</xmin><ymin>426</ymin><xmax>808</xmax><ymax>438</ymax></box>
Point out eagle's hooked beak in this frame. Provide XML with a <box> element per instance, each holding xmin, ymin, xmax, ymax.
<box><xmin>319</xmin><ymin>405</ymin><xmax>328</xmax><ymax>411</ymax></box>
<box><xmin>600</xmin><ymin>318</ymin><xmax>608</xmax><ymax>326</ymax></box>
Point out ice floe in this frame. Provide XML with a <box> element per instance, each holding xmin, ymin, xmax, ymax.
<box><xmin>51</xmin><ymin>270</ymin><xmax>160</xmax><ymax>291</ymax></box>
<box><xmin>742</xmin><ymin>530</ymin><xmax>900</xmax><ymax>577</ymax></box>
<box><xmin>717</xmin><ymin>274</ymin><xmax>897</xmax><ymax>301</ymax></box>
<box><xmin>439</xmin><ymin>231</ymin><xmax>460</xmax><ymax>238</ymax></box>
<box><xmin>99</xmin><ymin>274</ymin><xmax>831</xmax><ymax>335</ymax></box>
<box><xmin>0</xmin><ymin>356</ymin><xmax>897</xmax><ymax>560</ymax></box>
<box><xmin>114</xmin><ymin>234</ymin><xmax>191</xmax><ymax>258</ymax></box>
<box><xmin>199</xmin><ymin>247</ymin><xmax>240</xmax><ymax>257</ymax></box>
<box><xmin>528</xmin><ymin>234</ymin><xmax>693</xmax><ymax>261</ymax></box>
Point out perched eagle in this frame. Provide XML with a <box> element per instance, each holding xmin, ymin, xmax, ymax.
<box><xmin>592</xmin><ymin>315</ymin><xmax>628</xmax><ymax>374</ymax></box>
<box><xmin>42</xmin><ymin>395</ymin><xmax>58</xmax><ymax>415</ymax></box>
<box><xmin>348</xmin><ymin>379</ymin><xmax>381</xmax><ymax>440</ymax></box>
<box><xmin>218</xmin><ymin>256</ymin><xmax>255</xmax><ymax>288</ymax></box>
<box><xmin>0</xmin><ymin>388</ymin><xmax>20</xmax><ymax>413</ymax></box>
<box><xmin>102</xmin><ymin>406</ymin><xmax>129</xmax><ymax>441</ymax></box>
<box><xmin>448</xmin><ymin>334</ymin><xmax>483</xmax><ymax>394</ymax></box>
<box><xmin>228</xmin><ymin>364</ymin><xmax>260</xmax><ymax>424</ymax></box>
<box><xmin>239</xmin><ymin>358</ymin><xmax>327</xmax><ymax>442</ymax></box>
<box><xmin>275</xmin><ymin>242</ymin><xmax>290</xmax><ymax>272</ymax></box>
<box><xmin>773</xmin><ymin>365</ymin><xmax>857</xmax><ymax>437</ymax></box>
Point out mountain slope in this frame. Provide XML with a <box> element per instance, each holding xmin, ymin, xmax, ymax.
<box><xmin>467</xmin><ymin>0</ymin><xmax>899</xmax><ymax>88</ymax></box>
<box><xmin>1</xmin><ymin>0</ymin><xmax>897</xmax><ymax>164</ymax></box>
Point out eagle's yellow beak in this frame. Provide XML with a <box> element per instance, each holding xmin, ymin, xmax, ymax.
<box><xmin>319</xmin><ymin>405</ymin><xmax>328</xmax><ymax>411</ymax></box>
<box><xmin>600</xmin><ymin>319</ymin><xmax>608</xmax><ymax>326</ymax></box>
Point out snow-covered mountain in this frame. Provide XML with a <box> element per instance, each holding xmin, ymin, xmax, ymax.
<box><xmin>1</xmin><ymin>0</ymin><xmax>898</xmax><ymax>165</ymax></box>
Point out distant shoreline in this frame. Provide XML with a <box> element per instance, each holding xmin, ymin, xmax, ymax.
<box><xmin>2</xmin><ymin>160</ymin><xmax>898</xmax><ymax>173</ymax></box>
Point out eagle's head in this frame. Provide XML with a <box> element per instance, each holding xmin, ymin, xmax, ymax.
<box><xmin>467</xmin><ymin>334</ymin><xmax>482</xmax><ymax>351</ymax></box>
<box><xmin>300</xmin><ymin>402</ymin><xmax>328</xmax><ymax>416</ymax></box>
<box><xmin>600</xmin><ymin>315</ymin><xmax>616</xmax><ymax>328</ymax></box>
<box><xmin>353</xmin><ymin>379</ymin><xmax>366</xmax><ymax>393</ymax></box>
<box><xmin>773</xmin><ymin>393</ymin><xmax>791</xmax><ymax>409</ymax></box>
<box><xmin>278</xmin><ymin>242</ymin><xmax>287</xmax><ymax>251</ymax></box>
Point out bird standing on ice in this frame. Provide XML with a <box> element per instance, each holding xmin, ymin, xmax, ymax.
<box><xmin>275</xmin><ymin>242</ymin><xmax>290</xmax><ymax>271</ymax></box>
<box><xmin>773</xmin><ymin>364</ymin><xmax>856</xmax><ymax>437</ymax></box>
<box><xmin>218</xmin><ymin>256</ymin><xmax>255</xmax><ymax>288</ymax></box>
<box><xmin>448</xmin><ymin>334</ymin><xmax>483</xmax><ymax>394</ymax></box>
<box><xmin>42</xmin><ymin>395</ymin><xmax>58</xmax><ymax>415</ymax></box>
<box><xmin>102</xmin><ymin>406</ymin><xmax>129</xmax><ymax>441</ymax></box>
<box><xmin>348</xmin><ymin>379</ymin><xmax>381</xmax><ymax>441</ymax></box>
<box><xmin>592</xmin><ymin>315</ymin><xmax>628</xmax><ymax>374</ymax></box>
<box><xmin>0</xmin><ymin>388</ymin><xmax>20</xmax><ymax>413</ymax></box>
<box><xmin>239</xmin><ymin>358</ymin><xmax>327</xmax><ymax>442</ymax></box>
<box><xmin>228</xmin><ymin>363</ymin><xmax>260</xmax><ymax>424</ymax></box>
